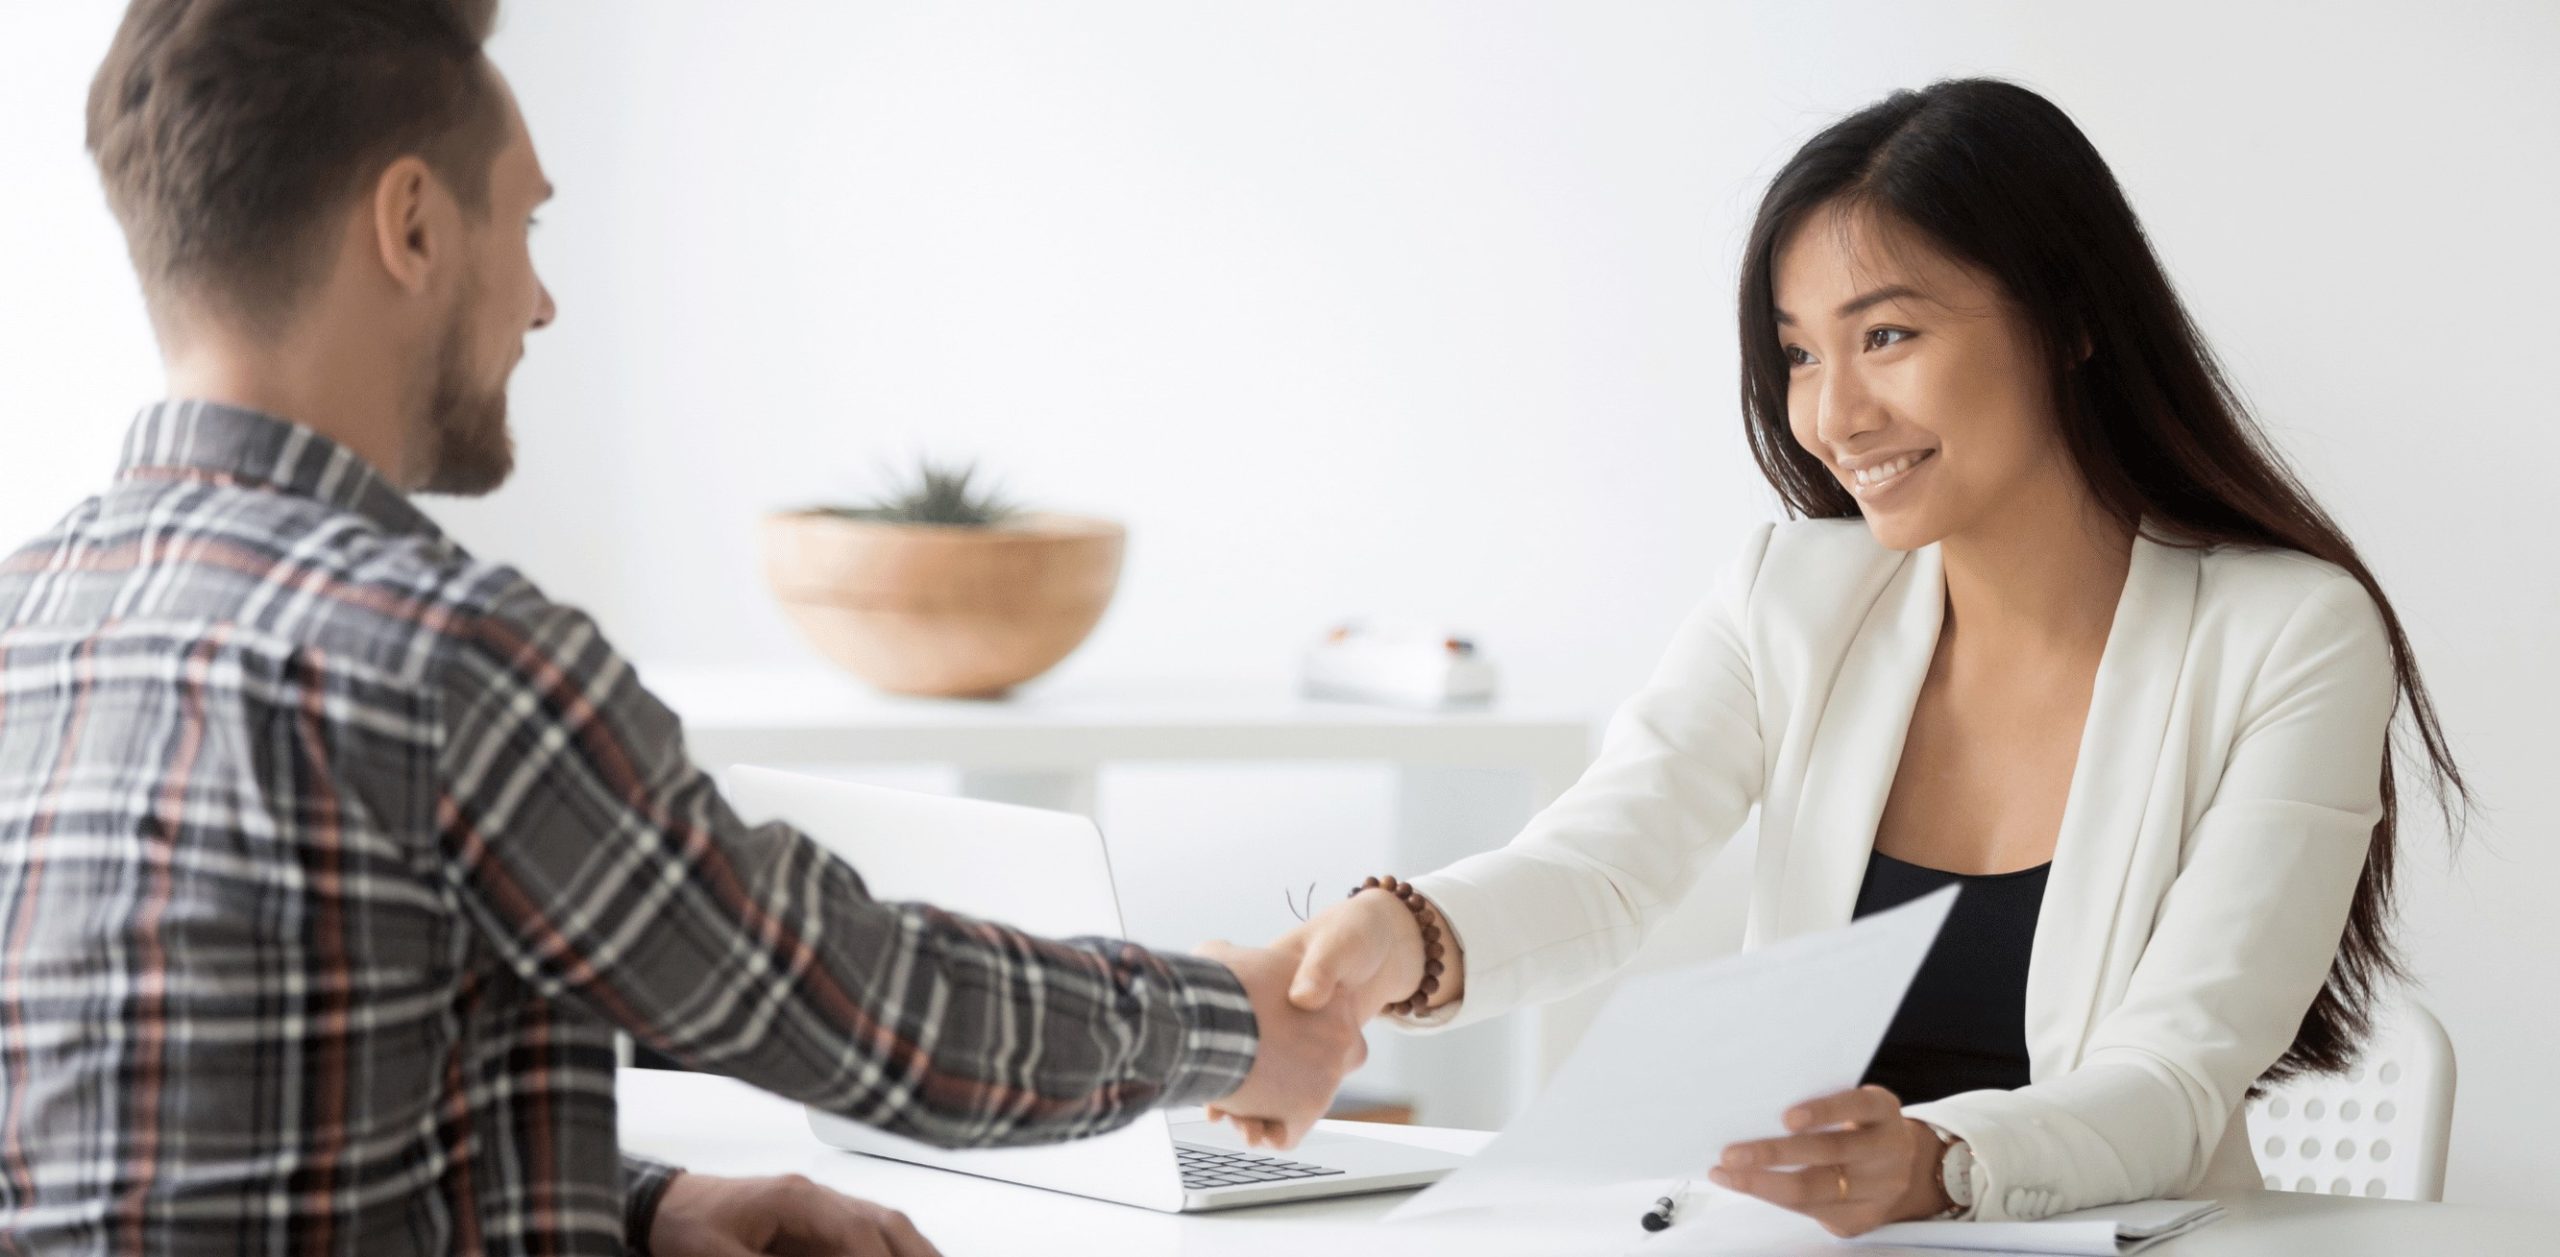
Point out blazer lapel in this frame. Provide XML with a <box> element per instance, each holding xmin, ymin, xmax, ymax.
<box><xmin>1759</xmin><ymin>521</ymin><xmax>2202</xmax><ymax>1079</ymax></box>
<box><xmin>1765</xmin><ymin>540</ymin><xmax>1946</xmax><ymax>941</ymax></box>
<box><xmin>2022</xmin><ymin>525</ymin><xmax>2200</xmax><ymax>1074</ymax></box>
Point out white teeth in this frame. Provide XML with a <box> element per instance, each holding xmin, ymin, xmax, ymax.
<box><xmin>1852</xmin><ymin>451</ymin><xmax>1931</xmax><ymax>489</ymax></box>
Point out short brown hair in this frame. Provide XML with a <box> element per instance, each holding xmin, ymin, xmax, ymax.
<box><xmin>87</xmin><ymin>0</ymin><xmax>508</xmax><ymax>334</ymax></box>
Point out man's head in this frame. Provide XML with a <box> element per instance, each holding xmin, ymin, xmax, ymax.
<box><xmin>87</xmin><ymin>0</ymin><xmax>553</xmax><ymax>495</ymax></box>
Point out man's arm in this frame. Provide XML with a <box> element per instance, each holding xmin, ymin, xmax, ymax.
<box><xmin>433</xmin><ymin>571</ymin><xmax>1261</xmax><ymax>1148</ymax></box>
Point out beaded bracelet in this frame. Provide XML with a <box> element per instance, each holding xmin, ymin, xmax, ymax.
<box><xmin>1351</xmin><ymin>875</ymin><xmax>1445</xmax><ymax>1017</ymax></box>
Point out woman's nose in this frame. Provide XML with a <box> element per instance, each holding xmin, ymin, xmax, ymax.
<box><xmin>1813</xmin><ymin>366</ymin><xmax>1883</xmax><ymax>448</ymax></box>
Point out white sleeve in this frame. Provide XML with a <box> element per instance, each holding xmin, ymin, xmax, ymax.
<box><xmin>1401</xmin><ymin>522</ymin><xmax>1775</xmax><ymax>1033</ymax></box>
<box><xmin>1904</xmin><ymin>574</ymin><xmax>2397</xmax><ymax>1220</ymax></box>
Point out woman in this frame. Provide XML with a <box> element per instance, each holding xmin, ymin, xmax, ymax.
<box><xmin>1224</xmin><ymin>78</ymin><xmax>2470</xmax><ymax>1234</ymax></box>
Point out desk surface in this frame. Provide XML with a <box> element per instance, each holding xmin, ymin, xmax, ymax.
<box><xmin>619</xmin><ymin>1069</ymin><xmax>2550</xmax><ymax>1256</ymax></box>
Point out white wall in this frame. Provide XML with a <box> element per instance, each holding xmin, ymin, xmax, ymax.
<box><xmin>5</xmin><ymin>0</ymin><xmax>2555</xmax><ymax>1209</ymax></box>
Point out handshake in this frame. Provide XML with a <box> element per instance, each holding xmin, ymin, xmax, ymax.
<box><xmin>1194</xmin><ymin>886</ymin><xmax>1462</xmax><ymax>1150</ymax></box>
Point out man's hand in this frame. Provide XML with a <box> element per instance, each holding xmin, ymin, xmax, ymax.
<box><xmin>649</xmin><ymin>1171</ymin><xmax>942</xmax><ymax>1257</ymax></box>
<box><xmin>1194</xmin><ymin>940</ymin><xmax>1369</xmax><ymax>1151</ymax></box>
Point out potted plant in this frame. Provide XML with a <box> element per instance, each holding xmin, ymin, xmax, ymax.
<box><xmin>761</xmin><ymin>461</ymin><xmax>1124</xmax><ymax>698</ymax></box>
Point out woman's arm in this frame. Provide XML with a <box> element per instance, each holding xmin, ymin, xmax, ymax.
<box><xmin>1277</xmin><ymin>522</ymin><xmax>1776</xmax><ymax>1034</ymax></box>
<box><xmin>1400</xmin><ymin>521</ymin><xmax>1776</xmax><ymax>1030</ymax></box>
<box><xmin>1902</xmin><ymin>573</ymin><xmax>2399</xmax><ymax>1221</ymax></box>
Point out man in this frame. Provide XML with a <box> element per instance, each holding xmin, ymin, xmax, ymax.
<box><xmin>0</xmin><ymin>2</ymin><xmax>1367</xmax><ymax>1254</ymax></box>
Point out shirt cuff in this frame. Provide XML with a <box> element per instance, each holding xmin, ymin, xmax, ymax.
<box><xmin>1147</xmin><ymin>948</ymin><xmax>1259</xmax><ymax>1106</ymax></box>
<box><xmin>621</xmin><ymin>1153</ymin><xmax>682</xmax><ymax>1256</ymax></box>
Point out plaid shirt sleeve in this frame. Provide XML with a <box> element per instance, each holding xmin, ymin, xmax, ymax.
<box><xmin>431</xmin><ymin>569</ymin><xmax>1259</xmax><ymax>1155</ymax></box>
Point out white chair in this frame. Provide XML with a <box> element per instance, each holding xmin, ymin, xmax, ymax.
<box><xmin>2243</xmin><ymin>999</ymin><xmax>2456</xmax><ymax>1202</ymax></box>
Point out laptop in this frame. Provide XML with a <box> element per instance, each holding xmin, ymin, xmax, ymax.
<box><xmin>720</xmin><ymin>765</ymin><xmax>1468</xmax><ymax>1213</ymax></box>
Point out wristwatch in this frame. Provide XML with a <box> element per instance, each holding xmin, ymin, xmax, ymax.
<box><xmin>1926</xmin><ymin>1123</ymin><xmax>1977</xmax><ymax>1219</ymax></box>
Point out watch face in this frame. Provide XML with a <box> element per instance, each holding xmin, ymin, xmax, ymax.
<box><xmin>1941</xmin><ymin>1145</ymin><xmax>1976</xmax><ymax>1207</ymax></box>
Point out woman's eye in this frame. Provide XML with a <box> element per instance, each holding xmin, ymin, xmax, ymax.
<box><xmin>1865</xmin><ymin>327</ymin><xmax>1912</xmax><ymax>351</ymax></box>
<box><xmin>1783</xmin><ymin>344</ymin><xmax>1812</xmax><ymax>367</ymax></box>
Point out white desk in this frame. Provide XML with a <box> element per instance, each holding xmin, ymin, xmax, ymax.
<box><xmin>642</xmin><ymin>667</ymin><xmax>1595</xmax><ymax>1127</ymax></box>
<box><xmin>620</xmin><ymin>1069</ymin><xmax>2553</xmax><ymax>1257</ymax></box>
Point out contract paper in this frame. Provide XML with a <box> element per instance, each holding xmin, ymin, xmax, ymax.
<box><xmin>1389</xmin><ymin>885</ymin><xmax>1956</xmax><ymax>1222</ymax></box>
<box><xmin>1630</xmin><ymin>1195</ymin><xmax>2226</xmax><ymax>1255</ymax></box>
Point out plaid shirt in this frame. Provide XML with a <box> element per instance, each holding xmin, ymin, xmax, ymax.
<box><xmin>0</xmin><ymin>401</ymin><xmax>1258</xmax><ymax>1256</ymax></box>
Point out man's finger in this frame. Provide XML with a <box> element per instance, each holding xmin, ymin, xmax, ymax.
<box><xmin>1266</xmin><ymin>1112</ymin><xmax>1319</xmax><ymax>1151</ymax></box>
<box><xmin>880</xmin><ymin>1206</ymin><xmax>944</xmax><ymax>1257</ymax></box>
<box><xmin>1287</xmin><ymin>936</ymin><xmax>1348</xmax><ymax>1010</ymax></box>
<box><xmin>771</xmin><ymin>1198</ymin><xmax>873</xmax><ymax>1257</ymax></box>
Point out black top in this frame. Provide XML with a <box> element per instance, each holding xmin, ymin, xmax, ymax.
<box><xmin>1852</xmin><ymin>850</ymin><xmax>2051</xmax><ymax>1106</ymax></box>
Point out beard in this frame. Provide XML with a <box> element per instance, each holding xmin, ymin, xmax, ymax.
<box><xmin>413</xmin><ymin>297</ymin><xmax>516</xmax><ymax>497</ymax></box>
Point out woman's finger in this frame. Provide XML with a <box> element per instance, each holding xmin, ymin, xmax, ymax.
<box><xmin>1783</xmin><ymin>1084</ymin><xmax>1902</xmax><ymax>1133</ymax></box>
<box><xmin>1708</xmin><ymin>1163</ymin><xmax>1887</xmax><ymax>1209</ymax></box>
<box><xmin>1718</xmin><ymin>1122</ymin><xmax>1903</xmax><ymax>1172</ymax></box>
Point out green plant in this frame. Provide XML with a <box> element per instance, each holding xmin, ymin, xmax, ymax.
<box><xmin>816</xmin><ymin>458</ymin><xmax>1019</xmax><ymax>528</ymax></box>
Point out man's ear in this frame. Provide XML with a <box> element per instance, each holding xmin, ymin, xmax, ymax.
<box><xmin>369</xmin><ymin>156</ymin><xmax>441</xmax><ymax>296</ymax></box>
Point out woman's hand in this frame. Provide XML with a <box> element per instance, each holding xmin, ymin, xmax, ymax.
<box><xmin>1708</xmin><ymin>1085</ymin><xmax>1951</xmax><ymax>1237</ymax></box>
<box><xmin>1204</xmin><ymin>888</ymin><xmax>1465</xmax><ymax>1146</ymax></box>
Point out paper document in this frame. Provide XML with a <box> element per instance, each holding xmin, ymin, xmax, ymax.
<box><xmin>1627</xmin><ymin>1195</ymin><xmax>2223</xmax><ymax>1256</ymax></box>
<box><xmin>1389</xmin><ymin>886</ymin><xmax>1957</xmax><ymax>1221</ymax></box>
<box><xmin>1847</xmin><ymin>1199</ymin><xmax>2226</xmax><ymax>1255</ymax></box>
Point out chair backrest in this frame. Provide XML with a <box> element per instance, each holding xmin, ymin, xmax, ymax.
<box><xmin>2243</xmin><ymin>1000</ymin><xmax>2456</xmax><ymax>1202</ymax></box>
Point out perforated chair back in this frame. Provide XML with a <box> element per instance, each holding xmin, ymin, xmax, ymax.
<box><xmin>2243</xmin><ymin>1000</ymin><xmax>2455</xmax><ymax>1202</ymax></box>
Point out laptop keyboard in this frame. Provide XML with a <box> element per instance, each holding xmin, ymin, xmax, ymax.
<box><xmin>1175</xmin><ymin>1141</ymin><xmax>1348</xmax><ymax>1191</ymax></box>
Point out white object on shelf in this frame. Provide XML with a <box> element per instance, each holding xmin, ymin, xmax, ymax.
<box><xmin>1300</xmin><ymin>620</ymin><xmax>1499</xmax><ymax>709</ymax></box>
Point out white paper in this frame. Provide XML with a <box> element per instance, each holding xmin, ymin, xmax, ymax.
<box><xmin>1389</xmin><ymin>886</ymin><xmax>1957</xmax><ymax>1222</ymax></box>
<box><xmin>1201</xmin><ymin>1189</ymin><xmax>1644</xmax><ymax>1257</ymax></box>
<box><xmin>1623</xmin><ymin>1194</ymin><xmax>1927</xmax><ymax>1255</ymax></box>
<box><xmin>1848</xmin><ymin>1199</ymin><xmax>2226</xmax><ymax>1255</ymax></box>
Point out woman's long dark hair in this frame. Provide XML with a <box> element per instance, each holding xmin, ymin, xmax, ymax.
<box><xmin>1736</xmin><ymin>78</ymin><xmax>2470</xmax><ymax>1086</ymax></box>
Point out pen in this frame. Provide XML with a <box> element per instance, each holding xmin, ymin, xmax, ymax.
<box><xmin>1640</xmin><ymin>1180</ymin><xmax>1693</xmax><ymax>1232</ymax></box>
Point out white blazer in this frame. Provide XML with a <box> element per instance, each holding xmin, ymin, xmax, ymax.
<box><xmin>1408</xmin><ymin>517</ymin><xmax>2397</xmax><ymax>1222</ymax></box>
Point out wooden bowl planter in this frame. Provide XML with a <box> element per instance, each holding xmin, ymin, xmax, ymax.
<box><xmin>760</xmin><ymin>510</ymin><xmax>1125</xmax><ymax>699</ymax></box>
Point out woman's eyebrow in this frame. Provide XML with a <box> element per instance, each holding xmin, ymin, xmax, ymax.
<box><xmin>1774</xmin><ymin>283</ymin><xmax>1926</xmax><ymax>327</ymax></box>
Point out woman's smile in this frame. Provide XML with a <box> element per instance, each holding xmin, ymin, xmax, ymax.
<box><xmin>1849</xmin><ymin>448</ymin><xmax>1936</xmax><ymax>502</ymax></box>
